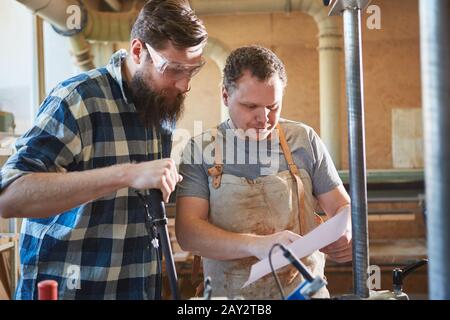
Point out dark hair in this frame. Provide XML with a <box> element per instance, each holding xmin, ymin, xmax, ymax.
<box><xmin>131</xmin><ymin>0</ymin><xmax>208</xmax><ymax>50</ymax></box>
<box><xmin>223</xmin><ymin>45</ymin><xmax>287</xmax><ymax>92</ymax></box>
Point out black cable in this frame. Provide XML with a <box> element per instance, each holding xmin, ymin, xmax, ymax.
<box><xmin>277</xmin><ymin>244</ymin><xmax>315</xmax><ymax>282</ymax></box>
<box><xmin>269</xmin><ymin>243</ymin><xmax>286</xmax><ymax>300</ymax></box>
<box><xmin>153</xmin><ymin>225</ymin><xmax>162</xmax><ymax>300</ymax></box>
<box><xmin>136</xmin><ymin>190</ymin><xmax>163</xmax><ymax>299</ymax></box>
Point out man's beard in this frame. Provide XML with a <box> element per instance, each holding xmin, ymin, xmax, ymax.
<box><xmin>129</xmin><ymin>70</ymin><xmax>185</xmax><ymax>128</ymax></box>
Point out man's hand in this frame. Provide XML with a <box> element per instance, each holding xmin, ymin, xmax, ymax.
<box><xmin>248</xmin><ymin>230</ymin><xmax>302</xmax><ymax>260</ymax></box>
<box><xmin>127</xmin><ymin>158</ymin><xmax>183</xmax><ymax>203</ymax></box>
<box><xmin>320</xmin><ymin>230</ymin><xmax>352</xmax><ymax>263</ymax></box>
<box><xmin>316</xmin><ymin>186</ymin><xmax>352</xmax><ymax>263</ymax></box>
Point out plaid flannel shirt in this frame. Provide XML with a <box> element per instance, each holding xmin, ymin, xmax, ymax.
<box><xmin>0</xmin><ymin>50</ymin><xmax>171</xmax><ymax>300</ymax></box>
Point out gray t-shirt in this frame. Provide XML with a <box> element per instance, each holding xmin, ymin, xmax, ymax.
<box><xmin>177</xmin><ymin>118</ymin><xmax>342</xmax><ymax>200</ymax></box>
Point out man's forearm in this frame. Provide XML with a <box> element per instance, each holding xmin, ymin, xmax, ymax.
<box><xmin>177</xmin><ymin>218</ymin><xmax>257</xmax><ymax>261</ymax></box>
<box><xmin>176</xmin><ymin>197</ymin><xmax>302</xmax><ymax>261</ymax></box>
<box><xmin>0</xmin><ymin>164</ymin><xmax>132</xmax><ymax>219</ymax></box>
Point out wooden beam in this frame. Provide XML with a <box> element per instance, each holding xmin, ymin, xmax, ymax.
<box><xmin>34</xmin><ymin>15</ymin><xmax>46</xmax><ymax>104</ymax></box>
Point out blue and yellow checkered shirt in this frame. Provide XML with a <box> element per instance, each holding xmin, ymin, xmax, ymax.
<box><xmin>0</xmin><ymin>50</ymin><xmax>171</xmax><ymax>300</ymax></box>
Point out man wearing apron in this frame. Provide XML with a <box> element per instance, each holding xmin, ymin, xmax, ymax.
<box><xmin>176</xmin><ymin>45</ymin><xmax>352</xmax><ymax>299</ymax></box>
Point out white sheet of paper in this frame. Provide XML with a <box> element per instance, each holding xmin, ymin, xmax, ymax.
<box><xmin>243</xmin><ymin>207</ymin><xmax>351</xmax><ymax>288</ymax></box>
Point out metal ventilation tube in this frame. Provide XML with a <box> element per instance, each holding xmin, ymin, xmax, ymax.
<box><xmin>16</xmin><ymin>0</ymin><xmax>95</xmax><ymax>70</ymax></box>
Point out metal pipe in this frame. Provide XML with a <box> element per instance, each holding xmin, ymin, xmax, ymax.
<box><xmin>16</xmin><ymin>0</ymin><xmax>80</xmax><ymax>32</ymax></box>
<box><xmin>419</xmin><ymin>0</ymin><xmax>450</xmax><ymax>300</ymax></box>
<box><xmin>16</xmin><ymin>0</ymin><xmax>94</xmax><ymax>71</ymax></box>
<box><xmin>68</xmin><ymin>33</ymin><xmax>95</xmax><ymax>71</ymax></box>
<box><xmin>83</xmin><ymin>9</ymin><xmax>139</xmax><ymax>43</ymax></box>
<box><xmin>318</xmin><ymin>31</ymin><xmax>342</xmax><ymax>168</ymax></box>
<box><xmin>342</xmin><ymin>8</ymin><xmax>369</xmax><ymax>298</ymax></box>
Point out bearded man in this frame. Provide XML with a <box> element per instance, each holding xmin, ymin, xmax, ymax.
<box><xmin>0</xmin><ymin>0</ymin><xmax>207</xmax><ymax>300</ymax></box>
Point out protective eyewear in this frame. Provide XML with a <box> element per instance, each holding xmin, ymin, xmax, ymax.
<box><xmin>145</xmin><ymin>42</ymin><xmax>205</xmax><ymax>80</ymax></box>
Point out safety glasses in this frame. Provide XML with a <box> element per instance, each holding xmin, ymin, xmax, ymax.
<box><xmin>145</xmin><ymin>42</ymin><xmax>206</xmax><ymax>80</ymax></box>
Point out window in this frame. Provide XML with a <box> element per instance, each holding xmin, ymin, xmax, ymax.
<box><xmin>0</xmin><ymin>2</ymin><xmax>34</xmax><ymax>135</ymax></box>
<box><xmin>43</xmin><ymin>21</ymin><xmax>78</xmax><ymax>97</ymax></box>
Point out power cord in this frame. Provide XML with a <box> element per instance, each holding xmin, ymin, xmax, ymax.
<box><xmin>269</xmin><ymin>243</ymin><xmax>286</xmax><ymax>300</ymax></box>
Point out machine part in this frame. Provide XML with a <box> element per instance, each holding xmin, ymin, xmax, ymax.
<box><xmin>272</xmin><ymin>243</ymin><xmax>327</xmax><ymax>300</ymax></box>
<box><xmin>286</xmin><ymin>274</ymin><xmax>327</xmax><ymax>300</ymax></box>
<box><xmin>324</xmin><ymin>0</ymin><xmax>371</xmax><ymax>298</ymax></box>
<box><xmin>328</xmin><ymin>0</ymin><xmax>372</xmax><ymax>16</ymax></box>
<box><xmin>136</xmin><ymin>190</ymin><xmax>180</xmax><ymax>300</ymax></box>
<box><xmin>393</xmin><ymin>259</ymin><xmax>428</xmax><ymax>297</ymax></box>
<box><xmin>343</xmin><ymin>5</ymin><xmax>370</xmax><ymax>299</ymax></box>
<box><xmin>420</xmin><ymin>0</ymin><xmax>450</xmax><ymax>300</ymax></box>
<box><xmin>147</xmin><ymin>191</ymin><xmax>181</xmax><ymax>300</ymax></box>
<box><xmin>300</xmin><ymin>277</ymin><xmax>328</xmax><ymax>299</ymax></box>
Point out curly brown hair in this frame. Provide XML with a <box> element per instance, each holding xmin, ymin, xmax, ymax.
<box><xmin>131</xmin><ymin>0</ymin><xmax>208</xmax><ymax>50</ymax></box>
<box><xmin>223</xmin><ymin>45</ymin><xmax>287</xmax><ymax>92</ymax></box>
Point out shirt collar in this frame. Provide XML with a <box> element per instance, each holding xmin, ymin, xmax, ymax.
<box><xmin>106</xmin><ymin>49</ymin><xmax>130</xmax><ymax>104</ymax></box>
<box><xmin>106</xmin><ymin>49</ymin><xmax>177</xmax><ymax>133</ymax></box>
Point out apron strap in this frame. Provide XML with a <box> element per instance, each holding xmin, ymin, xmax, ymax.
<box><xmin>276</xmin><ymin>123</ymin><xmax>308</xmax><ymax>236</ymax></box>
<box><xmin>207</xmin><ymin>128</ymin><xmax>224</xmax><ymax>189</ymax></box>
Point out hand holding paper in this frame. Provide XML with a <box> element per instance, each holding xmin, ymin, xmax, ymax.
<box><xmin>243</xmin><ymin>207</ymin><xmax>351</xmax><ymax>288</ymax></box>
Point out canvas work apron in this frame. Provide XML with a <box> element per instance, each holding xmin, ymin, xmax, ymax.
<box><xmin>201</xmin><ymin>123</ymin><xmax>329</xmax><ymax>299</ymax></box>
